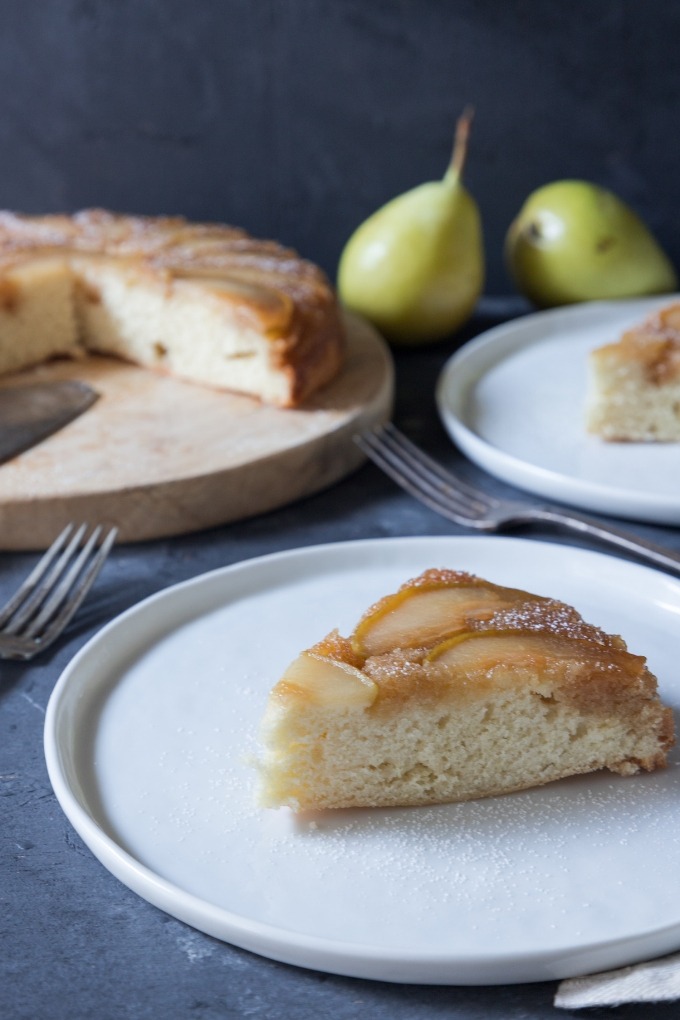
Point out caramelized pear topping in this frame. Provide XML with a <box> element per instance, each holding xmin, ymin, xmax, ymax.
<box><xmin>276</xmin><ymin>570</ymin><xmax>653</xmax><ymax>714</ymax></box>
<box><xmin>273</xmin><ymin>651</ymin><xmax>378</xmax><ymax>708</ymax></box>
<box><xmin>351</xmin><ymin>569</ymin><xmax>536</xmax><ymax>657</ymax></box>
<box><xmin>426</xmin><ymin>628</ymin><xmax>646</xmax><ymax>678</ymax></box>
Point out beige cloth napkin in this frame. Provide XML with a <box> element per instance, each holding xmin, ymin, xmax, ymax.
<box><xmin>555</xmin><ymin>952</ymin><xmax>680</xmax><ymax>1009</ymax></box>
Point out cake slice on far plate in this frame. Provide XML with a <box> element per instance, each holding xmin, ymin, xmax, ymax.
<box><xmin>587</xmin><ymin>301</ymin><xmax>680</xmax><ymax>441</ymax></box>
<box><xmin>258</xmin><ymin>569</ymin><xmax>674</xmax><ymax>811</ymax></box>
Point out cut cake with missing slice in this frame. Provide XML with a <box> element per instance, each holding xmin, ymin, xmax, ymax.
<box><xmin>0</xmin><ymin>209</ymin><xmax>345</xmax><ymax>407</ymax></box>
<box><xmin>258</xmin><ymin>569</ymin><xmax>674</xmax><ymax>811</ymax></box>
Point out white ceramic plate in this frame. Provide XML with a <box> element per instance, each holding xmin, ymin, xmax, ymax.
<box><xmin>44</xmin><ymin>536</ymin><xmax>680</xmax><ymax>985</ymax></box>
<box><xmin>436</xmin><ymin>296</ymin><xmax>680</xmax><ymax>524</ymax></box>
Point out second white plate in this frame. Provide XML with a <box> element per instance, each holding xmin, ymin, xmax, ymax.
<box><xmin>436</xmin><ymin>296</ymin><xmax>680</xmax><ymax>524</ymax></box>
<box><xmin>44</xmin><ymin>537</ymin><xmax>680</xmax><ymax>985</ymax></box>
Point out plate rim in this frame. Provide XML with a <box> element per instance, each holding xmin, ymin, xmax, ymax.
<box><xmin>44</xmin><ymin>534</ymin><xmax>680</xmax><ymax>985</ymax></box>
<box><xmin>435</xmin><ymin>295</ymin><xmax>680</xmax><ymax>524</ymax></box>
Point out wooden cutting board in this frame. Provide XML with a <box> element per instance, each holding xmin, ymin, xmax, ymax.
<box><xmin>0</xmin><ymin>311</ymin><xmax>394</xmax><ymax>550</ymax></box>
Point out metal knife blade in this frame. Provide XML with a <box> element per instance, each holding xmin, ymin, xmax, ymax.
<box><xmin>0</xmin><ymin>380</ymin><xmax>99</xmax><ymax>465</ymax></box>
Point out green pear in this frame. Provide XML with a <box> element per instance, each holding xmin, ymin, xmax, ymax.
<box><xmin>337</xmin><ymin>110</ymin><xmax>484</xmax><ymax>345</ymax></box>
<box><xmin>505</xmin><ymin>180</ymin><xmax>677</xmax><ymax>307</ymax></box>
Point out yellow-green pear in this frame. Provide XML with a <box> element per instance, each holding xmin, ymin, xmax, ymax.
<box><xmin>337</xmin><ymin>110</ymin><xmax>484</xmax><ymax>345</ymax></box>
<box><xmin>505</xmin><ymin>180</ymin><xmax>677</xmax><ymax>307</ymax></box>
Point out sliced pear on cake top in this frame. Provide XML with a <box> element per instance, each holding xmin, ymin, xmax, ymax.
<box><xmin>426</xmin><ymin>628</ymin><xmax>645</xmax><ymax>674</ymax></box>
<box><xmin>272</xmin><ymin>650</ymin><xmax>378</xmax><ymax>709</ymax></box>
<box><xmin>350</xmin><ymin>568</ymin><xmax>542</xmax><ymax>658</ymax></box>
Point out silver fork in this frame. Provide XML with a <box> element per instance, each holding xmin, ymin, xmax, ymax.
<box><xmin>356</xmin><ymin>423</ymin><xmax>680</xmax><ymax>576</ymax></box>
<box><xmin>0</xmin><ymin>523</ymin><xmax>118</xmax><ymax>661</ymax></box>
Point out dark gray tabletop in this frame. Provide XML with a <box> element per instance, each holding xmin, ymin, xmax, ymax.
<box><xmin>3</xmin><ymin>299</ymin><xmax>680</xmax><ymax>1020</ymax></box>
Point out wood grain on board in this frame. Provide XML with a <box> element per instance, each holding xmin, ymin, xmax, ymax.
<box><xmin>0</xmin><ymin>312</ymin><xmax>394</xmax><ymax>549</ymax></box>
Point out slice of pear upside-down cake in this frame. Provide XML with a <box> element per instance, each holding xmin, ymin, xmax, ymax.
<box><xmin>258</xmin><ymin>569</ymin><xmax>675</xmax><ymax>811</ymax></box>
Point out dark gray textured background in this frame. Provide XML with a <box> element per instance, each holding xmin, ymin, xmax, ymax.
<box><xmin>0</xmin><ymin>0</ymin><xmax>678</xmax><ymax>297</ymax></box>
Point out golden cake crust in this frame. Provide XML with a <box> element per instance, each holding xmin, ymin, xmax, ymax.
<box><xmin>592</xmin><ymin>303</ymin><xmax>680</xmax><ymax>386</ymax></box>
<box><xmin>311</xmin><ymin>569</ymin><xmax>660</xmax><ymax>716</ymax></box>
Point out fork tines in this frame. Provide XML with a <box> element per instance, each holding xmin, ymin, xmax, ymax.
<box><xmin>0</xmin><ymin>523</ymin><xmax>118</xmax><ymax>660</ymax></box>
<box><xmin>355</xmin><ymin>422</ymin><xmax>495</xmax><ymax>525</ymax></box>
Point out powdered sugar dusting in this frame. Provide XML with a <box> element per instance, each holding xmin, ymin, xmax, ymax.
<box><xmin>238</xmin><ymin>760</ymin><xmax>680</xmax><ymax>940</ymax></box>
<box><xmin>483</xmin><ymin>597</ymin><xmax>613</xmax><ymax>645</ymax></box>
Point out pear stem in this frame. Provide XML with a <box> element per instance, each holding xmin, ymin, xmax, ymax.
<box><xmin>445</xmin><ymin>106</ymin><xmax>474</xmax><ymax>185</ymax></box>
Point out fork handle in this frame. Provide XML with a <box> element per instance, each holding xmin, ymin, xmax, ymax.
<box><xmin>526</xmin><ymin>507</ymin><xmax>680</xmax><ymax>576</ymax></box>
